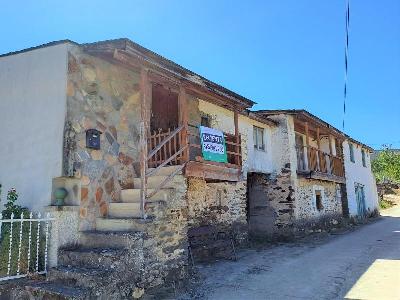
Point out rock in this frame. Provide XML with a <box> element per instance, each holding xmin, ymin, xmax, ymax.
<box><xmin>96</xmin><ymin>187</ymin><xmax>103</xmax><ymax>203</ymax></box>
<box><xmin>105</xmin><ymin>178</ymin><xmax>115</xmax><ymax>195</ymax></box>
<box><xmin>132</xmin><ymin>287</ymin><xmax>144</xmax><ymax>299</ymax></box>
<box><xmin>67</xmin><ymin>82</ymin><xmax>75</xmax><ymax>97</ymax></box>
<box><xmin>81</xmin><ymin>187</ymin><xmax>89</xmax><ymax>202</ymax></box>
<box><xmin>91</xmin><ymin>150</ymin><xmax>103</xmax><ymax>160</ymax></box>
<box><xmin>83</xmin><ymin>68</ymin><xmax>97</xmax><ymax>82</ymax></box>
<box><xmin>82</xmin><ymin>176</ymin><xmax>90</xmax><ymax>186</ymax></box>
<box><xmin>331</xmin><ymin>219</ymin><xmax>339</xmax><ymax>225</ymax></box>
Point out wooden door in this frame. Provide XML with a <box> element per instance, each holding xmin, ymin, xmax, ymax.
<box><xmin>355</xmin><ymin>184</ymin><xmax>366</xmax><ymax>217</ymax></box>
<box><xmin>151</xmin><ymin>84</ymin><xmax>179</xmax><ymax>132</ymax></box>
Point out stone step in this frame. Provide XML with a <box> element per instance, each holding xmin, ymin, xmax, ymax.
<box><xmin>133</xmin><ymin>175</ymin><xmax>184</xmax><ymax>189</ymax></box>
<box><xmin>121</xmin><ymin>188</ymin><xmax>171</xmax><ymax>203</ymax></box>
<box><xmin>79</xmin><ymin>231</ymin><xmax>143</xmax><ymax>249</ymax></box>
<box><xmin>95</xmin><ymin>217</ymin><xmax>152</xmax><ymax>232</ymax></box>
<box><xmin>108</xmin><ymin>202</ymin><xmax>141</xmax><ymax>218</ymax></box>
<box><xmin>48</xmin><ymin>266</ymin><xmax>109</xmax><ymax>289</ymax></box>
<box><xmin>147</xmin><ymin>165</ymin><xmax>183</xmax><ymax>177</ymax></box>
<box><xmin>59</xmin><ymin>248</ymin><xmax>124</xmax><ymax>269</ymax></box>
<box><xmin>24</xmin><ymin>281</ymin><xmax>89</xmax><ymax>300</ymax></box>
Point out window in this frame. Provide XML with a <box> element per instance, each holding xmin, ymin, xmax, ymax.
<box><xmin>253</xmin><ymin>126</ymin><xmax>265</xmax><ymax>151</ymax></box>
<box><xmin>349</xmin><ymin>143</ymin><xmax>355</xmax><ymax>163</ymax></box>
<box><xmin>361</xmin><ymin>149</ymin><xmax>366</xmax><ymax>167</ymax></box>
<box><xmin>315</xmin><ymin>190</ymin><xmax>323</xmax><ymax>211</ymax></box>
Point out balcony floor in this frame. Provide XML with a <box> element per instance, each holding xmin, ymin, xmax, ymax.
<box><xmin>297</xmin><ymin>170</ymin><xmax>346</xmax><ymax>184</ymax></box>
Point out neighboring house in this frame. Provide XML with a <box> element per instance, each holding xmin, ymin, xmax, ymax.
<box><xmin>252</xmin><ymin>110</ymin><xmax>348</xmax><ymax>237</ymax></box>
<box><xmin>343</xmin><ymin>138</ymin><xmax>379</xmax><ymax>217</ymax></box>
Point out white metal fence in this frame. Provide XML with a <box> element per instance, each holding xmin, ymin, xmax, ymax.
<box><xmin>0</xmin><ymin>212</ymin><xmax>54</xmax><ymax>281</ymax></box>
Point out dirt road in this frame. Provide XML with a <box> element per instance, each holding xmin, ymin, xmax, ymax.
<box><xmin>182</xmin><ymin>207</ymin><xmax>400</xmax><ymax>300</ymax></box>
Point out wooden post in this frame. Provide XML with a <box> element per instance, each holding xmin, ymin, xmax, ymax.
<box><xmin>234</xmin><ymin>111</ymin><xmax>240</xmax><ymax>166</ymax></box>
<box><xmin>139</xmin><ymin>68</ymin><xmax>149</xmax><ymax>218</ymax></box>
<box><xmin>305</xmin><ymin>122</ymin><xmax>310</xmax><ymax>170</ymax></box>
<box><xmin>316</xmin><ymin>127</ymin><xmax>321</xmax><ymax>171</ymax></box>
<box><xmin>178</xmin><ymin>86</ymin><xmax>189</xmax><ymax>163</ymax></box>
<box><xmin>328</xmin><ymin>134</ymin><xmax>334</xmax><ymax>174</ymax></box>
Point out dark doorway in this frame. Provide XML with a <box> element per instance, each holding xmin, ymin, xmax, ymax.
<box><xmin>247</xmin><ymin>173</ymin><xmax>277</xmax><ymax>237</ymax></box>
<box><xmin>151</xmin><ymin>84</ymin><xmax>179</xmax><ymax>132</ymax></box>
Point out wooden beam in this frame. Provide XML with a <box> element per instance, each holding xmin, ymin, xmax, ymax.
<box><xmin>179</xmin><ymin>86</ymin><xmax>189</xmax><ymax>163</ymax></box>
<box><xmin>234</xmin><ymin>111</ymin><xmax>240</xmax><ymax>166</ymax></box>
<box><xmin>305</xmin><ymin>122</ymin><xmax>310</xmax><ymax>171</ymax></box>
<box><xmin>185</xmin><ymin>161</ymin><xmax>240</xmax><ymax>182</ymax></box>
<box><xmin>328</xmin><ymin>134</ymin><xmax>333</xmax><ymax>155</ymax></box>
<box><xmin>139</xmin><ymin>67</ymin><xmax>149</xmax><ymax>218</ymax></box>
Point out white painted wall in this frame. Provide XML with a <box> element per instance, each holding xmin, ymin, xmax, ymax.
<box><xmin>197</xmin><ymin>100</ymin><xmax>275</xmax><ymax>175</ymax></box>
<box><xmin>0</xmin><ymin>44</ymin><xmax>69</xmax><ymax>211</ymax></box>
<box><xmin>343</xmin><ymin>140</ymin><xmax>379</xmax><ymax>216</ymax></box>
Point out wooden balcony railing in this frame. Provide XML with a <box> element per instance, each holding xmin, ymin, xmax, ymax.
<box><xmin>187</xmin><ymin>125</ymin><xmax>242</xmax><ymax>168</ymax></box>
<box><xmin>296</xmin><ymin>145</ymin><xmax>344</xmax><ymax>178</ymax></box>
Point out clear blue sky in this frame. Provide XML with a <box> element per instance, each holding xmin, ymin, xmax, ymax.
<box><xmin>1</xmin><ymin>0</ymin><xmax>399</xmax><ymax>149</ymax></box>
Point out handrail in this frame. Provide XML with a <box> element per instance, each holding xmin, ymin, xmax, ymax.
<box><xmin>147</xmin><ymin>125</ymin><xmax>184</xmax><ymax>160</ymax></box>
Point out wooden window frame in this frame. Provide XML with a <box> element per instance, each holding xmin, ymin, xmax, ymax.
<box><xmin>253</xmin><ymin>126</ymin><xmax>265</xmax><ymax>151</ymax></box>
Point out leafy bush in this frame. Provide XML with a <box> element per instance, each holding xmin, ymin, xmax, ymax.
<box><xmin>372</xmin><ymin>147</ymin><xmax>400</xmax><ymax>183</ymax></box>
<box><xmin>0</xmin><ymin>188</ymin><xmax>46</xmax><ymax>277</ymax></box>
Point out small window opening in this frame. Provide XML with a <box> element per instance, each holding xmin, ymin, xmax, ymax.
<box><xmin>315</xmin><ymin>190</ymin><xmax>323</xmax><ymax>211</ymax></box>
<box><xmin>361</xmin><ymin>149</ymin><xmax>366</xmax><ymax>167</ymax></box>
<box><xmin>201</xmin><ymin>115</ymin><xmax>211</xmax><ymax>127</ymax></box>
<box><xmin>349</xmin><ymin>143</ymin><xmax>355</xmax><ymax>163</ymax></box>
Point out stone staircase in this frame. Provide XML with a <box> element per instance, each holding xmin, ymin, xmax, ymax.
<box><xmin>17</xmin><ymin>165</ymin><xmax>187</xmax><ymax>299</ymax></box>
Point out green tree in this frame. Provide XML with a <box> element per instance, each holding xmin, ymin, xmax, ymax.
<box><xmin>372</xmin><ymin>146</ymin><xmax>400</xmax><ymax>183</ymax></box>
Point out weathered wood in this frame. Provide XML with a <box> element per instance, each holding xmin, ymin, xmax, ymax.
<box><xmin>147</xmin><ymin>125</ymin><xmax>184</xmax><ymax>160</ymax></box>
<box><xmin>305</xmin><ymin>122</ymin><xmax>310</xmax><ymax>170</ymax></box>
<box><xmin>234</xmin><ymin>111</ymin><xmax>240</xmax><ymax>166</ymax></box>
<box><xmin>146</xmin><ymin>146</ymin><xmax>187</xmax><ymax>177</ymax></box>
<box><xmin>179</xmin><ymin>86</ymin><xmax>189</xmax><ymax>163</ymax></box>
<box><xmin>185</xmin><ymin>161</ymin><xmax>240</xmax><ymax>182</ymax></box>
<box><xmin>139</xmin><ymin>68</ymin><xmax>149</xmax><ymax>218</ymax></box>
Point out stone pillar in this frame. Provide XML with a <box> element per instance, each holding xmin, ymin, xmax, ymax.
<box><xmin>45</xmin><ymin>206</ymin><xmax>80</xmax><ymax>267</ymax></box>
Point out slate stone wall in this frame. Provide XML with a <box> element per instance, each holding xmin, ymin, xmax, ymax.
<box><xmin>186</xmin><ymin>177</ymin><xmax>248</xmax><ymax>244</ymax></box>
<box><xmin>65</xmin><ymin>47</ymin><xmax>142</xmax><ymax>230</ymax></box>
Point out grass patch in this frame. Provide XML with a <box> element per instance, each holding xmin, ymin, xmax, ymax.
<box><xmin>0</xmin><ymin>221</ymin><xmax>46</xmax><ymax>277</ymax></box>
<box><xmin>379</xmin><ymin>198</ymin><xmax>396</xmax><ymax>210</ymax></box>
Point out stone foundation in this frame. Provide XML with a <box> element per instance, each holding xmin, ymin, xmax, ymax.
<box><xmin>186</xmin><ymin>177</ymin><xmax>248</xmax><ymax>244</ymax></box>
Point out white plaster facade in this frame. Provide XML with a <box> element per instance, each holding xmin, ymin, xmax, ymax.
<box><xmin>198</xmin><ymin>100</ymin><xmax>276</xmax><ymax>176</ymax></box>
<box><xmin>0</xmin><ymin>43</ymin><xmax>70</xmax><ymax>210</ymax></box>
<box><xmin>343</xmin><ymin>140</ymin><xmax>379</xmax><ymax>216</ymax></box>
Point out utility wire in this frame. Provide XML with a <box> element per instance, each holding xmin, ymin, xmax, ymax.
<box><xmin>343</xmin><ymin>0</ymin><xmax>350</xmax><ymax>131</ymax></box>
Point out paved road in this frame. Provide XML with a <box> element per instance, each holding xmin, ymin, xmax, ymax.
<box><xmin>183</xmin><ymin>207</ymin><xmax>400</xmax><ymax>300</ymax></box>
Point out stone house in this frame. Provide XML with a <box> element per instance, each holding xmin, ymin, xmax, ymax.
<box><xmin>251</xmin><ymin>110</ymin><xmax>349</xmax><ymax>237</ymax></box>
<box><xmin>0</xmin><ymin>38</ymin><xmax>276</xmax><ymax>297</ymax></box>
<box><xmin>343</xmin><ymin>138</ymin><xmax>379</xmax><ymax>217</ymax></box>
<box><xmin>0</xmin><ymin>39</ymin><xmax>379</xmax><ymax>297</ymax></box>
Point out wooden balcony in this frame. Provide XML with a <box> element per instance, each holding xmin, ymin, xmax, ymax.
<box><xmin>147</xmin><ymin>124</ymin><xmax>242</xmax><ymax>182</ymax></box>
<box><xmin>296</xmin><ymin>145</ymin><xmax>345</xmax><ymax>183</ymax></box>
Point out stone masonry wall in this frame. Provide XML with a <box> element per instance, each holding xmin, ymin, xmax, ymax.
<box><xmin>141</xmin><ymin>176</ymin><xmax>189</xmax><ymax>288</ymax></box>
<box><xmin>187</xmin><ymin>177</ymin><xmax>248</xmax><ymax>244</ymax></box>
<box><xmin>65</xmin><ymin>47</ymin><xmax>141</xmax><ymax>230</ymax></box>
<box><xmin>295</xmin><ymin>178</ymin><xmax>343</xmax><ymax>220</ymax></box>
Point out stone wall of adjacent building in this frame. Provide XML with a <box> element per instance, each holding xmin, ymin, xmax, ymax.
<box><xmin>186</xmin><ymin>177</ymin><xmax>248</xmax><ymax>244</ymax></box>
<box><xmin>246</xmin><ymin>114</ymin><xmax>297</xmax><ymax>238</ymax></box>
<box><xmin>295</xmin><ymin>178</ymin><xmax>343</xmax><ymax>220</ymax></box>
<box><xmin>65</xmin><ymin>47</ymin><xmax>142</xmax><ymax>230</ymax></box>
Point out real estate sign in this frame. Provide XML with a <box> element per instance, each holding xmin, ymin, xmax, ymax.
<box><xmin>199</xmin><ymin>126</ymin><xmax>228</xmax><ymax>163</ymax></box>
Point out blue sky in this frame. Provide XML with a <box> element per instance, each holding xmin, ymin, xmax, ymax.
<box><xmin>1</xmin><ymin>0</ymin><xmax>399</xmax><ymax>149</ymax></box>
